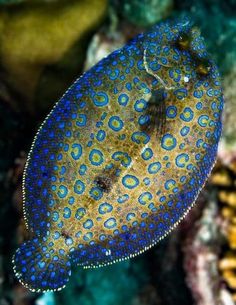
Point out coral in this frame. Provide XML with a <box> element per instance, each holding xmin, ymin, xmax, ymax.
<box><xmin>182</xmin><ymin>193</ymin><xmax>225</xmax><ymax>305</ymax></box>
<box><xmin>113</xmin><ymin>0</ymin><xmax>173</xmax><ymax>27</ymax></box>
<box><xmin>84</xmin><ymin>31</ymin><xmax>125</xmax><ymax>71</ymax></box>
<box><xmin>211</xmin><ymin>161</ymin><xmax>236</xmax><ymax>303</ymax></box>
<box><xmin>209</xmin><ymin>161</ymin><xmax>233</xmax><ymax>187</ymax></box>
<box><xmin>0</xmin><ymin>0</ymin><xmax>107</xmax><ymax>113</ymax></box>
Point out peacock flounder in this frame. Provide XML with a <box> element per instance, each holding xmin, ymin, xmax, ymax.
<box><xmin>13</xmin><ymin>18</ymin><xmax>224</xmax><ymax>292</ymax></box>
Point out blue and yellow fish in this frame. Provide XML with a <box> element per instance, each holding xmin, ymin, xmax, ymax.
<box><xmin>13</xmin><ymin>18</ymin><xmax>224</xmax><ymax>292</ymax></box>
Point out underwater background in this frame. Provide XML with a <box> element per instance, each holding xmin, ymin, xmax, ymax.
<box><xmin>0</xmin><ymin>0</ymin><xmax>236</xmax><ymax>304</ymax></box>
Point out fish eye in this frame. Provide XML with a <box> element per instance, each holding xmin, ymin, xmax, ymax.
<box><xmin>195</xmin><ymin>58</ymin><xmax>211</xmax><ymax>77</ymax></box>
<box><xmin>175</xmin><ymin>32</ymin><xmax>191</xmax><ymax>50</ymax></box>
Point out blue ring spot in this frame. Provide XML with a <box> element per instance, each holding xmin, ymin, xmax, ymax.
<box><xmin>93</xmin><ymin>92</ymin><xmax>109</xmax><ymax>107</ymax></box>
<box><xmin>122</xmin><ymin>175</ymin><xmax>139</xmax><ymax>189</ymax></box>
<box><xmin>126</xmin><ymin>82</ymin><xmax>132</xmax><ymax>91</ymax></box>
<box><xmin>118</xmin><ymin>93</ymin><xmax>129</xmax><ymax>106</ymax></box>
<box><xmin>89</xmin><ymin>149</ymin><xmax>104</xmax><ymax>166</ymax></box>
<box><xmin>126</xmin><ymin>213</ymin><xmax>136</xmax><ymax>221</ymax></box>
<box><xmin>75</xmin><ymin>208</ymin><xmax>86</xmax><ymax>220</ymax></box>
<box><xmin>52</xmin><ymin>212</ymin><xmax>59</xmax><ymax>222</ymax></box>
<box><xmin>175</xmin><ymin>153</ymin><xmax>189</xmax><ymax>168</ymax></box>
<box><xmin>198</xmin><ymin>115</ymin><xmax>209</xmax><ymax>127</ymax></box>
<box><xmin>180</xmin><ymin>107</ymin><xmax>194</xmax><ymax>122</ymax></box>
<box><xmin>98</xmin><ymin>202</ymin><xmax>113</xmax><ymax>214</ymax></box>
<box><xmin>169</xmin><ymin>68</ymin><xmax>181</xmax><ymax>82</ymax></box>
<box><xmin>99</xmin><ymin>234</ymin><xmax>106</xmax><ymax>241</ymax></box>
<box><xmin>196</xmin><ymin>102</ymin><xmax>203</xmax><ymax>110</ymax></box>
<box><xmin>65</xmin><ymin>237</ymin><xmax>73</xmax><ymax>246</ymax></box>
<box><xmin>134</xmin><ymin>99</ymin><xmax>147</xmax><ymax>112</ymax></box>
<box><xmin>138</xmin><ymin>114</ymin><xmax>150</xmax><ymax>126</ymax></box>
<box><xmin>83</xmin><ymin>232</ymin><xmax>93</xmax><ymax>241</ymax></box>
<box><xmin>117</xmin><ymin>194</ymin><xmax>129</xmax><ymax>203</ymax></box>
<box><xmin>104</xmin><ymin>218</ymin><xmax>117</xmax><ymax>229</ymax></box>
<box><xmin>138</xmin><ymin>192</ymin><xmax>153</xmax><ymax>205</ymax></box>
<box><xmin>131</xmin><ymin>131</ymin><xmax>150</xmax><ymax>144</ymax></box>
<box><xmin>89</xmin><ymin>187</ymin><xmax>103</xmax><ymax>201</ymax></box>
<box><xmin>141</xmin><ymin>147</ymin><xmax>153</xmax><ymax>160</ymax></box>
<box><xmin>180</xmin><ymin>126</ymin><xmax>190</xmax><ymax>136</ymax></box>
<box><xmin>150</xmin><ymin>61</ymin><xmax>161</xmax><ymax>71</ymax></box>
<box><xmin>74</xmin><ymin>180</ymin><xmax>85</xmax><ymax>195</ymax></box>
<box><xmin>108</xmin><ymin>116</ymin><xmax>124</xmax><ymax>132</ymax></box>
<box><xmin>63</xmin><ymin>207</ymin><xmax>71</xmax><ymax>219</ymax></box>
<box><xmin>112</xmin><ymin>151</ymin><xmax>132</xmax><ymax>168</ymax></box>
<box><xmin>65</xmin><ymin>130</ymin><xmax>72</xmax><ymax>138</ymax></box>
<box><xmin>161</xmin><ymin>133</ymin><xmax>177</xmax><ymax>150</ymax></box>
<box><xmin>148</xmin><ymin>162</ymin><xmax>161</xmax><ymax>174</ymax></box>
<box><xmin>57</xmin><ymin>185</ymin><xmax>68</xmax><ymax>198</ymax></box>
<box><xmin>76</xmin><ymin>114</ymin><xmax>87</xmax><ymax>127</ymax></box>
<box><xmin>166</xmin><ymin>106</ymin><xmax>177</xmax><ymax>118</ymax></box>
<box><xmin>96</xmin><ymin>130</ymin><xmax>106</xmax><ymax>142</ymax></box>
<box><xmin>109</xmin><ymin>68</ymin><xmax>119</xmax><ymax>80</ymax></box>
<box><xmin>71</xmin><ymin>143</ymin><xmax>82</xmax><ymax>160</ymax></box>
<box><xmin>180</xmin><ymin>176</ymin><xmax>187</xmax><ymax>183</ymax></box>
<box><xmin>173</xmin><ymin>88</ymin><xmax>188</xmax><ymax>100</ymax></box>
<box><xmin>59</xmin><ymin>166</ymin><xmax>66</xmax><ymax>175</ymax></box>
<box><xmin>164</xmin><ymin>179</ymin><xmax>176</xmax><ymax>190</ymax></box>
<box><xmin>193</xmin><ymin>90</ymin><xmax>203</xmax><ymax>98</ymax></box>
<box><xmin>83</xmin><ymin>219</ymin><xmax>94</xmax><ymax>229</ymax></box>
<box><xmin>207</xmin><ymin>88</ymin><xmax>214</xmax><ymax>97</ymax></box>
<box><xmin>143</xmin><ymin>177</ymin><xmax>150</xmax><ymax>186</ymax></box>
<box><xmin>79</xmin><ymin>164</ymin><xmax>87</xmax><ymax>176</ymax></box>
<box><xmin>68</xmin><ymin>197</ymin><xmax>75</xmax><ymax>205</ymax></box>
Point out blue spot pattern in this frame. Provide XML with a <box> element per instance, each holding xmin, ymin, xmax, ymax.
<box><xmin>13</xmin><ymin>17</ymin><xmax>224</xmax><ymax>293</ymax></box>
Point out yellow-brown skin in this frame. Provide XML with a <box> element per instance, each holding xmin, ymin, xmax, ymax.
<box><xmin>23</xmin><ymin>26</ymin><xmax>222</xmax><ymax>251</ymax></box>
<box><xmin>14</xmin><ymin>19</ymin><xmax>224</xmax><ymax>292</ymax></box>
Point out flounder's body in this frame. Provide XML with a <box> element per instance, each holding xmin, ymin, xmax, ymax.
<box><xmin>13</xmin><ymin>18</ymin><xmax>223</xmax><ymax>292</ymax></box>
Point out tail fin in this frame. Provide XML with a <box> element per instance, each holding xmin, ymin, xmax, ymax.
<box><xmin>12</xmin><ymin>237</ymin><xmax>71</xmax><ymax>292</ymax></box>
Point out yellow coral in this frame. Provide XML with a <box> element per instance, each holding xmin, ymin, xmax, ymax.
<box><xmin>216</xmin><ymin>161</ymin><xmax>236</xmax><ymax>301</ymax></box>
<box><xmin>222</xmin><ymin>270</ymin><xmax>236</xmax><ymax>289</ymax></box>
<box><xmin>0</xmin><ymin>0</ymin><xmax>107</xmax><ymax>109</ymax></box>
<box><xmin>219</xmin><ymin>255</ymin><xmax>236</xmax><ymax>270</ymax></box>
<box><xmin>219</xmin><ymin>191</ymin><xmax>236</xmax><ymax>208</ymax></box>
<box><xmin>210</xmin><ymin>171</ymin><xmax>232</xmax><ymax>186</ymax></box>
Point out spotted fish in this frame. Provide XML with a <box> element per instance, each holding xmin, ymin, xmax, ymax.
<box><xmin>13</xmin><ymin>18</ymin><xmax>224</xmax><ymax>292</ymax></box>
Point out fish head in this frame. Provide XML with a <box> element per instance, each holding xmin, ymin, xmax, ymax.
<box><xmin>143</xmin><ymin>17</ymin><xmax>221</xmax><ymax>92</ymax></box>
<box><xmin>143</xmin><ymin>18</ymin><xmax>223</xmax><ymax>141</ymax></box>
